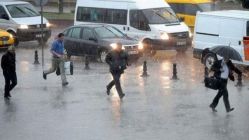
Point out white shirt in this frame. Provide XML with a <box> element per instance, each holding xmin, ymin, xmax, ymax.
<box><xmin>220</xmin><ymin>60</ymin><xmax>229</xmax><ymax>79</ymax></box>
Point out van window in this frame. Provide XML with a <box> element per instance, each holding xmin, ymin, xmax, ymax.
<box><xmin>0</xmin><ymin>5</ymin><xmax>8</xmax><ymax>19</ymax></box>
<box><xmin>82</xmin><ymin>28</ymin><xmax>94</xmax><ymax>40</ymax></box>
<box><xmin>6</xmin><ymin>4</ymin><xmax>40</xmax><ymax>18</ymax></box>
<box><xmin>76</xmin><ymin>7</ymin><xmax>127</xmax><ymax>25</ymax></box>
<box><xmin>247</xmin><ymin>21</ymin><xmax>249</xmax><ymax>36</ymax></box>
<box><xmin>142</xmin><ymin>8</ymin><xmax>179</xmax><ymax>24</ymax></box>
<box><xmin>71</xmin><ymin>27</ymin><xmax>81</xmax><ymax>39</ymax></box>
<box><xmin>130</xmin><ymin>10</ymin><xmax>150</xmax><ymax>31</ymax></box>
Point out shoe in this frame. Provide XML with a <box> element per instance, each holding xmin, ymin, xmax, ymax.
<box><xmin>209</xmin><ymin>104</ymin><xmax>217</xmax><ymax>112</ymax></box>
<box><xmin>4</xmin><ymin>96</ymin><xmax>10</xmax><ymax>100</ymax></box>
<box><xmin>43</xmin><ymin>72</ymin><xmax>47</xmax><ymax>80</ymax></box>
<box><xmin>106</xmin><ymin>86</ymin><xmax>110</xmax><ymax>95</ymax></box>
<box><xmin>62</xmin><ymin>82</ymin><xmax>69</xmax><ymax>86</ymax></box>
<box><xmin>227</xmin><ymin>108</ymin><xmax>234</xmax><ymax>113</ymax></box>
<box><xmin>119</xmin><ymin>93</ymin><xmax>125</xmax><ymax>99</ymax></box>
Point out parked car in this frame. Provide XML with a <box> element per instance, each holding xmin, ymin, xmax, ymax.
<box><xmin>63</xmin><ymin>24</ymin><xmax>143</xmax><ymax>62</ymax></box>
<box><xmin>0</xmin><ymin>0</ymin><xmax>51</xmax><ymax>46</ymax></box>
<box><xmin>193</xmin><ymin>10</ymin><xmax>249</xmax><ymax>66</ymax></box>
<box><xmin>0</xmin><ymin>28</ymin><xmax>14</xmax><ymax>50</ymax></box>
<box><xmin>74</xmin><ymin>0</ymin><xmax>192</xmax><ymax>52</ymax></box>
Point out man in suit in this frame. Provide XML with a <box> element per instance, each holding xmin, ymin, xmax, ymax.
<box><xmin>209</xmin><ymin>55</ymin><xmax>242</xmax><ymax>113</ymax></box>
<box><xmin>105</xmin><ymin>43</ymin><xmax>128</xmax><ymax>99</ymax></box>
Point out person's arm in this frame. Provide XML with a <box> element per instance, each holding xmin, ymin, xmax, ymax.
<box><xmin>105</xmin><ymin>52</ymin><xmax>112</xmax><ymax>65</ymax></box>
<box><xmin>1</xmin><ymin>54</ymin><xmax>8</xmax><ymax>71</ymax></box>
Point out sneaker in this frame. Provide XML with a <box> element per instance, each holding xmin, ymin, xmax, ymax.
<box><xmin>106</xmin><ymin>86</ymin><xmax>110</xmax><ymax>95</ymax></box>
<box><xmin>119</xmin><ymin>93</ymin><xmax>125</xmax><ymax>99</ymax></box>
<box><xmin>209</xmin><ymin>104</ymin><xmax>217</xmax><ymax>112</ymax></box>
<box><xmin>227</xmin><ymin>108</ymin><xmax>234</xmax><ymax>113</ymax></box>
<box><xmin>43</xmin><ymin>72</ymin><xmax>47</xmax><ymax>80</ymax></box>
<box><xmin>62</xmin><ymin>82</ymin><xmax>69</xmax><ymax>86</ymax></box>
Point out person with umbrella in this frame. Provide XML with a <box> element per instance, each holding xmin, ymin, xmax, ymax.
<box><xmin>209</xmin><ymin>54</ymin><xmax>242</xmax><ymax>113</ymax></box>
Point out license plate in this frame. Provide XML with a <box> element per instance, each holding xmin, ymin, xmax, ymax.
<box><xmin>176</xmin><ymin>40</ymin><xmax>187</xmax><ymax>46</ymax></box>
<box><xmin>128</xmin><ymin>50</ymin><xmax>138</xmax><ymax>55</ymax></box>
<box><xmin>36</xmin><ymin>34</ymin><xmax>45</xmax><ymax>38</ymax></box>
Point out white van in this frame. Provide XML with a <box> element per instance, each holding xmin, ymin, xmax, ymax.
<box><xmin>193</xmin><ymin>10</ymin><xmax>249</xmax><ymax>65</ymax></box>
<box><xmin>74</xmin><ymin>0</ymin><xmax>192</xmax><ymax>52</ymax></box>
<box><xmin>0</xmin><ymin>0</ymin><xmax>51</xmax><ymax>46</ymax></box>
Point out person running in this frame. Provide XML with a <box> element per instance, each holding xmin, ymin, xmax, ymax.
<box><xmin>43</xmin><ymin>33</ymin><xmax>68</xmax><ymax>86</ymax></box>
<box><xmin>105</xmin><ymin>43</ymin><xmax>128</xmax><ymax>99</ymax></box>
<box><xmin>1</xmin><ymin>45</ymin><xmax>17</xmax><ymax>99</ymax></box>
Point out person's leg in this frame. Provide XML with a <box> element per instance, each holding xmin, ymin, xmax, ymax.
<box><xmin>210</xmin><ymin>89</ymin><xmax>223</xmax><ymax>109</ymax></box>
<box><xmin>9</xmin><ymin>72</ymin><xmax>17</xmax><ymax>92</ymax></box>
<box><xmin>113</xmin><ymin>73</ymin><xmax>124</xmax><ymax>98</ymax></box>
<box><xmin>59</xmin><ymin>59</ymin><xmax>68</xmax><ymax>85</ymax></box>
<box><xmin>3</xmin><ymin>72</ymin><xmax>11</xmax><ymax>98</ymax></box>
<box><xmin>44</xmin><ymin>58</ymin><xmax>57</xmax><ymax>75</ymax></box>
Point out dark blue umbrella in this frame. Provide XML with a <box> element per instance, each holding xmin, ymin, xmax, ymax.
<box><xmin>210</xmin><ymin>45</ymin><xmax>243</xmax><ymax>61</ymax></box>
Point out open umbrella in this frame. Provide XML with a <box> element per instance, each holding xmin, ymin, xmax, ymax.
<box><xmin>210</xmin><ymin>45</ymin><xmax>243</xmax><ymax>61</ymax></box>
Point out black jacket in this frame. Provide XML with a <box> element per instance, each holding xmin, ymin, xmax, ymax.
<box><xmin>105</xmin><ymin>50</ymin><xmax>128</xmax><ymax>73</ymax></box>
<box><xmin>211</xmin><ymin>59</ymin><xmax>242</xmax><ymax>81</ymax></box>
<box><xmin>1</xmin><ymin>51</ymin><xmax>16</xmax><ymax>72</ymax></box>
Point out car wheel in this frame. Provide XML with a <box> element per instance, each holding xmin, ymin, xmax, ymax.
<box><xmin>8</xmin><ymin>31</ymin><xmax>19</xmax><ymax>46</ymax></box>
<box><xmin>99</xmin><ymin>50</ymin><xmax>108</xmax><ymax>63</ymax></box>
<box><xmin>204</xmin><ymin>53</ymin><xmax>217</xmax><ymax>70</ymax></box>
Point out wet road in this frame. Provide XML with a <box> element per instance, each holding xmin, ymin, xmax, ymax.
<box><xmin>1</xmin><ymin>31</ymin><xmax>249</xmax><ymax>140</ymax></box>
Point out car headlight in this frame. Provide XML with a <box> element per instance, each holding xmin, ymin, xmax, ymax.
<box><xmin>138</xmin><ymin>42</ymin><xmax>143</xmax><ymax>50</ymax></box>
<box><xmin>110</xmin><ymin>43</ymin><xmax>117</xmax><ymax>50</ymax></box>
<box><xmin>19</xmin><ymin>25</ymin><xmax>28</xmax><ymax>29</ymax></box>
<box><xmin>122</xmin><ymin>46</ymin><xmax>125</xmax><ymax>50</ymax></box>
<box><xmin>46</xmin><ymin>22</ymin><xmax>51</xmax><ymax>28</ymax></box>
<box><xmin>9</xmin><ymin>34</ymin><xmax>13</xmax><ymax>38</ymax></box>
<box><xmin>160</xmin><ymin>33</ymin><xmax>169</xmax><ymax>40</ymax></box>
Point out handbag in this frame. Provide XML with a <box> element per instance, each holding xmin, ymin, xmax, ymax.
<box><xmin>64</xmin><ymin>61</ymin><xmax>73</xmax><ymax>75</ymax></box>
<box><xmin>204</xmin><ymin>76</ymin><xmax>220</xmax><ymax>90</ymax></box>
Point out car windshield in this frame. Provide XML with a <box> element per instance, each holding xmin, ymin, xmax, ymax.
<box><xmin>6</xmin><ymin>4</ymin><xmax>40</xmax><ymax>18</ymax></box>
<box><xmin>197</xmin><ymin>3</ymin><xmax>215</xmax><ymax>12</ymax></box>
<box><xmin>94</xmin><ymin>26</ymin><xmax>125</xmax><ymax>39</ymax></box>
<box><xmin>142</xmin><ymin>7</ymin><xmax>179</xmax><ymax>24</ymax></box>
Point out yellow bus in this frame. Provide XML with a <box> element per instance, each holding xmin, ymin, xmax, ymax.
<box><xmin>166</xmin><ymin>0</ymin><xmax>215</xmax><ymax>28</ymax></box>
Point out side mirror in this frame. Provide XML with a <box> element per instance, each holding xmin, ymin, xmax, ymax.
<box><xmin>1</xmin><ymin>14</ymin><xmax>9</xmax><ymax>20</ymax></box>
<box><xmin>89</xmin><ymin>37</ymin><xmax>97</xmax><ymax>42</ymax></box>
<box><xmin>179</xmin><ymin>17</ymin><xmax>185</xmax><ymax>22</ymax></box>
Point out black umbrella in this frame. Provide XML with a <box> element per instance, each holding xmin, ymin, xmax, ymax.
<box><xmin>210</xmin><ymin>45</ymin><xmax>243</xmax><ymax>61</ymax></box>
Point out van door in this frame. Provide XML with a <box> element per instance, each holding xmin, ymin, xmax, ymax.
<box><xmin>219</xmin><ymin>19</ymin><xmax>244</xmax><ymax>58</ymax></box>
<box><xmin>126</xmin><ymin>9</ymin><xmax>151</xmax><ymax>40</ymax></box>
<box><xmin>0</xmin><ymin>5</ymin><xmax>12</xmax><ymax>29</ymax></box>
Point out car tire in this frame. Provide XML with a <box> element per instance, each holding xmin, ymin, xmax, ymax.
<box><xmin>204</xmin><ymin>53</ymin><xmax>217</xmax><ymax>70</ymax></box>
<box><xmin>99</xmin><ymin>49</ymin><xmax>108</xmax><ymax>63</ymax></box>
<box><xmin>8</xmin><ymin>31</ymin><xmax>19</xmax><ymax>46</ymax></box>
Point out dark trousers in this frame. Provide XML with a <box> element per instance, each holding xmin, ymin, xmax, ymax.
<box><xmin>107</xmin><ymin>72</ymin><xmax>123</xmax><ymax>97</ymax></box>
<box><xmin>210</xmin><ymin>79</ymin><xmax>231</xmax><ymax>111</ymax></box>
<box><xmin>3</xmin><ymin>71</ymin><xmax>17</xmax><ymax>97</ymax></box>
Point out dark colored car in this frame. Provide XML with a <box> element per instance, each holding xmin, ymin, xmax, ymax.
<box><xmin>63</xmin><ymin>24</ymin><xmax>143</xmax><ymax>62</ymax></box>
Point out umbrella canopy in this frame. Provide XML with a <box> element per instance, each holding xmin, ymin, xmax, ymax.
<box><xmin>210</xmin><ymin>45</ymin><xmax>243</xmax><ymax>61</ymax></box>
